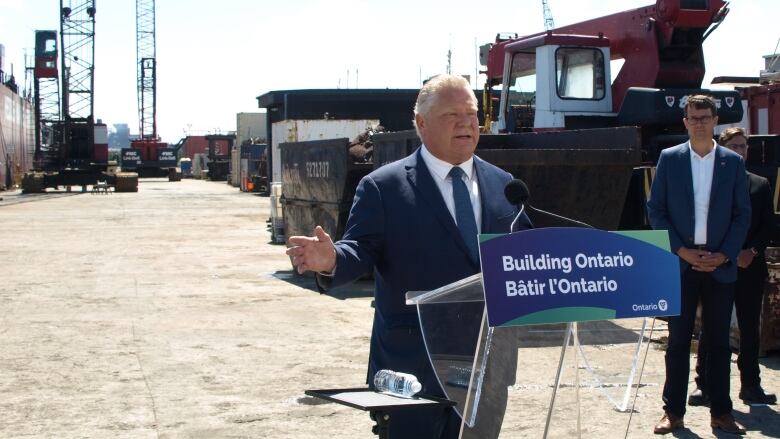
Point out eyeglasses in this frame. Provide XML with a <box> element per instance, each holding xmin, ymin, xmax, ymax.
<box><xmin>726</xmin><ymin>143</ymin><xmax>748</xmax><ymax>149</ymax></box>
<box><xmin>686</xmin><ymin>115</ymin><xmax>714</xmax><ymax>125</ymax></box>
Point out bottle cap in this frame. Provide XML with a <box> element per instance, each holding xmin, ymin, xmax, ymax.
<box><xmin>410</xmin><ymin>381</ymin><xmax>422</xmax><ymax>394</ymax></box>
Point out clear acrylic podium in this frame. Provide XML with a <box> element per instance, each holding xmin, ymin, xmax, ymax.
<box><xmin>406</xmin><ymin>274</ymin><xmax>656</xmax><ymax>439</ymax></box>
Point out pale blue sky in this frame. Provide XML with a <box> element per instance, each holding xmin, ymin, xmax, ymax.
<box><xmin>0</xmin><ymin>0</ymin><xmax>777</xmax><ymax>142</ymax></box>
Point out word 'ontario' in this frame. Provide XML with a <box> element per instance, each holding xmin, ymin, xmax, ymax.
<box><xmin>501</xmin><ymin>252</ymin><xmax>634</xmax><ymax>274</ymax></box>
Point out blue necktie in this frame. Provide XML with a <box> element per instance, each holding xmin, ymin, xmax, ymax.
<box><xmin>449</xmin><ymin>167</ymin><xmax>479</xmax><ymax>264</ymax></box>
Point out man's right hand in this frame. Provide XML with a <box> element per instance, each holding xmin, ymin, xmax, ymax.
<box><xmin>677</xmin><ymin>247</ymin><xmax>717</xmax><ymax>272</ymax></box>
<box><xmin>736</xmin><ymin>248</ymin><xmax>756</xmax><ymax>269</ymax></box>
<box><xmin>286</xmin><ymin>226</ymin><xmax>337</xmax><ymax>275</ymax></box>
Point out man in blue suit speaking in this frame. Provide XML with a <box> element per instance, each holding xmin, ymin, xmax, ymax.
<box><xmin>647</xmin><ymin>95</ymin><xmax>751</xmax><ymax>435</ymax></box>
<box><xmin>286</xmin><ymin>74</ymin><xmax>530</xmax><ymax>438</ymax></box>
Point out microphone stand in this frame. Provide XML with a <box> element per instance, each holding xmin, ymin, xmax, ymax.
<box><xmin>510</xmin><ymin>201</ymin><xmax>592</xmax><ymax>232</ymax></box>
<box><xmin>510</xmin><ymin>204</ymin><xmax>526</xmax><ymax>233</ymax></box>
<box><xmin>524</xmin><ymin>203</ymin><xmax>593</xmax><ymax>229</ymax></box>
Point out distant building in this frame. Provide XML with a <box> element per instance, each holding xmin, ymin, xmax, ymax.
<box><xmin>108</xmin><ymin>123</ymin><xmax>131</xmax><ymax>149</ymax></box>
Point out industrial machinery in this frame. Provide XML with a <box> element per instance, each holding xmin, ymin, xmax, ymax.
<box><xmin>481</xmin><ymin>0</ymin><xmax>742</xmax><ymax>162</ymax></box>
<box><xmin>470</xmin><ymin>0</ymin><xmax>745</xmax><ymax>228</ymax></box>
<box><xmin>23</xmin><ymin>1</ymin><xmax>138</xmax><ymax>193</ymax></box>
<box><xmin>204</xmin><ymin>133</ymin><xmax>235</xmax><ymax>181</ymax></box>
<box><xmin>119</xmin><ymin>0</ymin><xmax>180</xmax><ymax>181</ymax></box>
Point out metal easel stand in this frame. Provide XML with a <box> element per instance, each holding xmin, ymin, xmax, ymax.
<box><xmin>541</xmin><ymin>318</ymin><xmax>654</xmax><ymax>439</ymax></box>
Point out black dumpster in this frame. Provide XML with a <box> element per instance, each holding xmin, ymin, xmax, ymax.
<box><xmin>280</xmin><ymin>138</ymin><xmax>373</xmax><ymax>241</ymax></box>
<box><xmin>372</xmin><ymin>130</ymin><xmax>422</xmax><ymax>170</ymax></box>
<box><xmin>372</xmin><ymin>127</ymin><xmax>643</xmax><ymax>230</ymax></box>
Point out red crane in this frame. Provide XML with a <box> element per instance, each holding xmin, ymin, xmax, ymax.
<box><xmin>122</xmin><ymin>0</ymin><xmax>181</xmax><ymax>181</ymax></box>
<box><xmin>24</xmin><ymin>1</ymin><xmax>138</xmax><ymax>192</ymax></box>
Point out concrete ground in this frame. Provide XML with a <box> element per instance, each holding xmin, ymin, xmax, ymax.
<box><xmin>0</xmin><ymin>179</ymin><xmax>777</xmax><ymax>438</ymax></box>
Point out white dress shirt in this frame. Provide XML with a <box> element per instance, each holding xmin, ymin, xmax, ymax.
<box><xmin>420</xmin><ymin>145</ymin><xmax>482</xmax><ymax>233</ymax></box>
<box><xmin>689</xmin><ymin>140</ymin><xmax>717</xmax><ymax>245</ymax></box>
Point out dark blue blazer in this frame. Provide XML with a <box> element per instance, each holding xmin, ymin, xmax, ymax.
<box><xmin>320</xmin><ymin>148</ymin><xmax>530</xmax><ymax>392</ymax></box>
<box><xmin>647</xmin><ymin>142</ymin><xmax>751</xmax><ymax>283</ymax></box>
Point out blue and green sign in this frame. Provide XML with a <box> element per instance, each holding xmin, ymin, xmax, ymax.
<box><xmin>479</xmin><ymin>228</ymin><xmax>680</xmax><ymax>327</ymax></box>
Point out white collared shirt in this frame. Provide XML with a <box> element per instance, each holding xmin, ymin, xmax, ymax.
<box><xmin>689</xmin><ymin>140</ymin><xmax>717</xmax><ymax>245</ymax></box>
<box><xmin>420</xmin><ymin>145</ymin><xmax>482</xmax><ymax>232</ymax></box>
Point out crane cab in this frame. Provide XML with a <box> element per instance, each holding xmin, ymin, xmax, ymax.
<box><xmin>495</xmin><ymin>33</ymin><xmax>613</xmax><ymax>133</ymax></box>
<box><xmin>34</xmin><ymin>30</ymin><xmax>58</xmax><ymax>79</ymax></box>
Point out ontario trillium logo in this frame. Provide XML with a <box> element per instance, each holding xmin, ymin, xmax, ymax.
<box><xmin>658</xmin><ymin>299</ymin><xmax>668</xmax><ymax>312</ymax></box>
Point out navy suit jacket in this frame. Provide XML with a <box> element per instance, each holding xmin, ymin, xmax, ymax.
<box><xmin>319</xmin><ymin>147</ymin><xmax>530</xmax><ymax>393</ymax></box>
<box><xmin>647</xmin><ymin>142</ymin><xmax>751</xmax><ymax>283</ymax></box>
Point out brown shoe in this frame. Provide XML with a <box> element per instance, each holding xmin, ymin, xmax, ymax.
<box><xmin>654</xmin><ymin>412</ymin><xmax>684</xmax><ymax>434</ymax></box>
<box><xmin>710</xmin><ymin>413</ymin><xmax>746</xmax><ymax>435</ymax></box>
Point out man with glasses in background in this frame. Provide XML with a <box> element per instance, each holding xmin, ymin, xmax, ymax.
<box><xmin>688</xmin><ymin>127</ymin><xmax>777</xmax><ymax>408</ymax></box>
<box><xmin>648</xmin><ymin>95</ymin><xmax>751</xmax><ymax>435</ymax></box>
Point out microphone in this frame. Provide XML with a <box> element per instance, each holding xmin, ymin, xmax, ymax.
<box><xmin>504</xmin><ymin>179</ymin><xmax>529</xmax><ymax>206</ymax></box>
<box><xmin>504</xmin><ymin>179</ymin><xmax>529</xmax><ymax>232</ymax></box>
<box><xmin>504</xmin><ymin>179</ymin><xmax>592</xmax><ymax>229</ymax></box>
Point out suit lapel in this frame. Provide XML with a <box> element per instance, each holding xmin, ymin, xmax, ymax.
<box><xmin>475</xmin><ymin>156</ymin><xmax>500</xmax><ymax>233</ymax></box>
<box><xmin>707</xmin><ymin>146</ymin><xmax>725</xmax><ymax>214</ymax></box>
<box><xmin>679</xmin><ymin>144</ymin><xmax>695</xmax><ymax>210</ymax></box>
<box><xmin>405</xmin><ymin>149</ymin><xmax>475</xmax><ymax>265</ymax></box>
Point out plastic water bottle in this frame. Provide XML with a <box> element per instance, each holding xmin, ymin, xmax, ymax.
<box><xmin>373</xmin><ymin>369</ymin><xmax>422</xmax><ymax>398</ymax></box>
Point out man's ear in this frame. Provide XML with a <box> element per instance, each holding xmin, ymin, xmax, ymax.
<box><xmin>415</xmin><ymin>113</ymin><xmax>425</xmax><ymax>133</ymax></box>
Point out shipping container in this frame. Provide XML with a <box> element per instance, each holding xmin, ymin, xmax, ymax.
<box><xmin>280</xmin><ymin>137</ymin><xmax>373</xmax><ymax>242</ymax></box>
<box><xmin>180</xmin><ymin>135</ymin><xmax>233</xmax><ymax>161</ymax></box>
<box><xmin>270</xmin><ymin>119</ymin><xmax>379</xmax><ymax>184</ymax></box>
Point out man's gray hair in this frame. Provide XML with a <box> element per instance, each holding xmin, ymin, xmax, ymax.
<box><xmin>413</xmin><ymin>74</ymin><xmax>475</xmax><ymax>136</ymax></box>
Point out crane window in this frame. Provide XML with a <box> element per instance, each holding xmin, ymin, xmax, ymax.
<box><xmin>35</xmin><ymin>31</ymin><xmax>58</xmax><ymax>57</ymax></box>
<box><xmin>555</xmin><ymin>47</ymin><xmax>606</xmax><ymax>100</ymax></box>
<box><xmin>44</xmin><ymin>39</ymin><xmax>56</xmax><ymax>54</ymax></box>
<box><xmin>507</xmin><ymin>52</ymin><xmax>537</xmax><ymax>108</ymax></box>
<box><xmin>680</xmin><ymin>0</ymin><xmax>708</xmax><ymax>10</ymax></box>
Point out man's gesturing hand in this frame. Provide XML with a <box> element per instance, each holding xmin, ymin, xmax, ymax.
<box><xmin>286</xmin><ymin>226</ymin><xmax>337</xmax><ymax>275</ymax></box>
